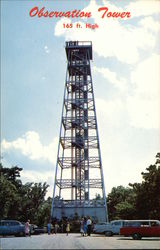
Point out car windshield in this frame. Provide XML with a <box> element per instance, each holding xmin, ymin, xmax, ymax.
<box><xmin>150</xmin><ymin>221</ymin><xmax>160</xmax><ymax>226</ymax></box>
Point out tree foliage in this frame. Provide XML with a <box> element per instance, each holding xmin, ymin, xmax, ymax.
<box><xmin>107</xmin><ymin>186</ymin><xmax>136</xmax><ymax>220</ymax></box>
<box><xmin>129</xmin><ymin>153</ymin><xmax>160</xmax><ymax>219</ymax></box>
<box><xmin>107</xmin><ymin>153</ymin><xmax>160</xmax><ymax>221</ymax></box>
<box><xmin>0</xmin><ymin>163</ymin><xmax>51</xmax><ymax>226</ymax></box>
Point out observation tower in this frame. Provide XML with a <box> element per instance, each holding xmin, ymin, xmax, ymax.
<box><xmin>51</xmin><ymin>41</ymin><xmax>108</xmax><ymax>222</ymax></box>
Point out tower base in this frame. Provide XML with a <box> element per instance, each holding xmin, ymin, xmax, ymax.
<box><xmin>51</xmin><ymin>200</ymin><xmax>107</xmax><ymax>223</ymax></box>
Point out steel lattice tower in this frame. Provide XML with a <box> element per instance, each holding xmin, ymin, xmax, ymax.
<box><xmin>51</xmin><ymin>41</ymin><xmax>108</xmax><ymax>222</ymax></box>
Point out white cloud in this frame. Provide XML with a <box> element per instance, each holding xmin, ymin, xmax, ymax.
<box><xmin>128</xmin><ymin>53</ymin><xmax>160</xmax><ymax>129</ymax></box>
<box><xmin>21</xmin><ymin>170</ymin><xmax>54</xmax><ymax>197</ymax></box>
<box><xmin>93</xmin><ymin>54</ymin><xmax>160</xmax><ymax>191</ymax></box>
<box><xmin>139</xmin><ymin>16</ymin><xmax>160</xmax><ymax>33</ymax></box>
<box><xmin>1</xmin><ymin>131</ymin><xmax>58</xmax><ymax>164</ymax></box>
<box><xmin>102</xmin><ymin>147</ymin><xmax>158</xmax><ymax>193</ymax></box>
<box><xmin>127</xmin><ymin>96</ymin><xmax>159</xmax><ymax>129</ymax></box>
<box><xmin>94</xmin><ymin>53</ymin><xmax>160</xmax><ymax>130</ymax></box>
<box><xmin>95</xmin><ymin>96</ymin><xmax>159</xmax><ymax>193</ymax></box>
<box><xmin>96</xmin><ymin>97</ymin><xmax>125</xmax><ymax>128</ymax></box>
<box><xmin>94</xmin><ymin>96</ymin><xmax>159</xmax><ymax>193</ymax></box>
<box><xmin>54</xmin><ymin>0</ymin><xmax>160</xmax><ymax>64</ymax></box>
<box><xmin>93</xmin><ymin>66</ymin><xmax>128</xmax><ymax>92</ymax></box>
<box><xmin>131</xmin><ymin>54</ymin><xmax>160</xmax><ymax>98</ymax></box>
<box><xmin>127</xmin><ymin>0</ymin><xmax>160</xmax><ymax>18</ymax></box>
<box><xmin>1</xmin><ymin>131</ymin><xmax>58</xmax><ymax>197</ymax></box>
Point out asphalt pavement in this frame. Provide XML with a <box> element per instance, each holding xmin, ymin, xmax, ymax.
<box><xmin>0</xmin><ymin>233</ymin><xmax>160</xmax><ymax>249</ymax></box>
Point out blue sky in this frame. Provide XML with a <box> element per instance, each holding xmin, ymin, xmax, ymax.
<box><xmin>1</xmin><ymin>0</ymin><xmax>160</xmax><ymax>197</ymax></box>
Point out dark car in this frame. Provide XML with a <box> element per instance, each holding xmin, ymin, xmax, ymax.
<box><xmin>28</xmin><ymin>224</ymin><xmax>37</xmax><ymax>234</ymax></box>
<box><xmin>0</xmin><ymin>220</ymin><xmax>25</xmax><ymax>236</ymax></box>
<box><xmin>34</xmin><ymin>226</ymin><xmax>47</xmax><ymax>234</ymax></box>
<box><xmin>21</xmin><ymin>223</ymin><xmax>47</xmax><ymax>235</ymax></box>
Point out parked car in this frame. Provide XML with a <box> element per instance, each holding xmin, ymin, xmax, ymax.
<box><xmin>0</xmin><ymin>220</ymin><xmax>25</xmax><ymax>236</ymax></box>
<box><xmin>93</xmin><ymin>222</ymin><xmax>110</xmax><ymax>234</ymax></box>
<box><xmin>93</xmin><ymin>220</ymin><xmax>126</xmax><ymax>236</ymax></box>
<box><xmin>120</xmin><ymin>220</ymin><xmax>160</xmax><ymax>240</ymax></box>
<box><xmin>30</xmin><ymin>224</ymin><xmax>38</xmax><ymax>234</ymax></box>
<box><xmin>34</xmin><ymin>226</ymin><xmax>47</xmax><ymax>234</ymax></box>
<box><xmin>106</xmin><ymin>220</ymin><xmax>126</xmax><ymax>236</ymax></box>
<box><xmin>21</xmin><ymin>223</ymin><xmax>47</xmax><ymax>235</ymax></box>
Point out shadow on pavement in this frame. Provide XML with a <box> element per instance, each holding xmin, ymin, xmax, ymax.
<box><xmin>118</xmin><ymin>237</ymin><xmax>160</xmax><ymax>241</ymax></box>
<box><xmin>75</xmin><ymin>235</ymin><xmax>106</xmax><ymax>238</ymax></box>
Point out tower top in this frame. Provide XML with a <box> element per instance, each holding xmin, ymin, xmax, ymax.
<box><xmin>65</xmin><ymin>41</ymin><xmax>92</xmax><ymax>60</ymax></box>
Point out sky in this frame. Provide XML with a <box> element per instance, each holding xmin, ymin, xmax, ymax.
<box><xmin>1</xmin><ymin>0</ymin><xmax>160</xmax><ymax>198</ymax></box>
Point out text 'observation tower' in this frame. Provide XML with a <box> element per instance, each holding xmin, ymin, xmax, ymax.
<box><xmin>51</xmin><ymin>41</ymin><xmax>108</xmax><ymax>222</ymax></box>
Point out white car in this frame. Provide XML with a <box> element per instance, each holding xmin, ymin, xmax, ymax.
<box><xmin>93</xmin><ymin>220</ymin><xmax>125</xmax><ymax>236</ymax></box>
<box><xmin>93</xmin><ymin>222</ymin><xmax>111</xmax><ymax>234</ymax></box>
<box><xmin>107</xmin><ymin>220</ymin><xmax>125</xmax><ymax>235</ymax></box>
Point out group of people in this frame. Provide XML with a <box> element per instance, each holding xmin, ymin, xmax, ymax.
<box><xmin>47</xmin><ymin>216</ymin><xmax>92</xmax><ymax>236</ymax></box>
<box><xmin>80</xmin><ymin>216</ymin><xmax>92</xmax><ymax>236</ymax></box>
<box><xmin>26</xmin><ymin>216</ymin><xmax>92</xmax><ymax>237</ymax></box>
<box><xmin>47</xmin><ymin>221</ymin><xmax>70</xmax><ymax>236</ymax></box>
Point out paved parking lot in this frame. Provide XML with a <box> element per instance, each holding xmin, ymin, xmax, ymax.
<box><xmin>0</xmin><ymin>233</ymin><xmax>160</xmax><ymax>249</ymax></box>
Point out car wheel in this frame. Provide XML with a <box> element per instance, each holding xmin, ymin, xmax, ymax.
<box><xmin>132</xmin><ymin>233</ymin><xmax>141</xmax><ymax>240</ymax></box>
<box><xmin>18</xmin><ymin>232</ymin><xmax>25</xmax><ymax>237</ymax></box>
<box><xmin>105</xmin><ymin>231</ymin><xmax>113</xmax><ymax>236</ymax></box>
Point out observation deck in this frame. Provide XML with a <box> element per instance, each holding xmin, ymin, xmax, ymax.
<box><xmin>65</xmin><ymin>41</ymin><xmax>92</xmax><ymax>60</ymax></box>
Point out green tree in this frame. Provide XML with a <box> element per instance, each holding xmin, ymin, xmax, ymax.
<box><xmin>0</xmin><ymin>175</ymin><xmax>20</xmax><ymax>219</ymax></box>
<box><xmin>34</xmin><ymin>197</ymin><xmax>52</xmax><ymax>227</ymax></box>
<box><xmin>130</xmin><ymin>153</ymin><xmax>160</xmax><ymax>219</ymax></box>
<box><xmin>0</xmin><ymin>163</ymin><xmax>50</xmax><ymax>226</ymax></box>
<box><xmin>107</xmin><ymin>185</ymin><xmax>136</xmax><ymax>220</ymax></box>
<box><xmin>0</xmin><ymin>163</ymin><xmax>23</xmax><ymax>188</ymax></box>
<box><xmin>18</xmin><ymin>182</ymin><xmax>49</xmax><ymax>224</ymax></box>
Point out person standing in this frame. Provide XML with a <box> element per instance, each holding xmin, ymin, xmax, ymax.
<box><xmin>61</xmin><ymin>222</ymin><xmax>64</xmax><ymax>233</ymax></box>
<box><xmin>47</xmin><ymin>221</ymin><xmax>51</xmax><ymax>235</ymax></box>
<box><xmin>25</xmin><ymin>219</ymin><xmax>31</xmax><ymax>237</ymax></box>
<box><xmin>80</xmin><ymin>218</ymin><xmax>84</xmax><ymax>236</ymax></box>
<box><xmin>83</xmin><ymin>217</ymin><xmax>87</xmax><ymax>236</ymax></box>
<box><xmin>66</xmin><ymin>221</ymin><xmax>70</xmax><ymax>236</ymax></box>
<box><xmin>87</xmin><ymin>217</ymin><xmax>92</xmax><ymax>236</ymax></box>
<box><xmin>54</xmin><ymin>222</ymin><xmax>59</xmax><ymax>234</ymax></box>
